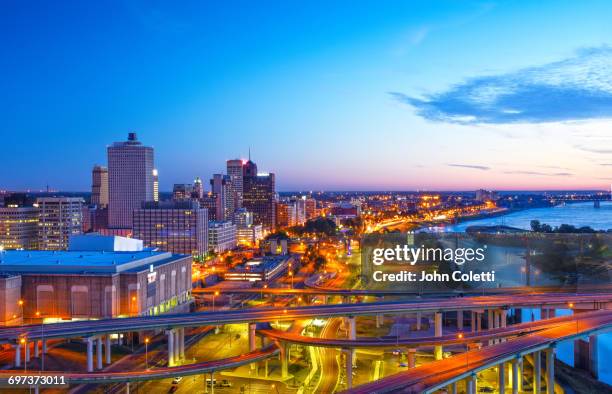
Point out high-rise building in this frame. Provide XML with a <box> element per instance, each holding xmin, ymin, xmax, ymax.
<box><xmin>107</xmin><ymin>133</ymin><xmax>154</xmax><ymax>229</ymax></box>
<box><xmin>233</xmin><ymin>208</ymin><xmax>253</xmax><ymax>228</ymax></box>
<box><xmin>91</xmin><ymin>165</ymin><xmax>109</xmax><ymax>207</ymax></box>
<box><xmin>172</xmin><ymin>184</ymin><xmax>194</xmax><ymax>201</ymax></box>
<box><xmin>0</xmin><ymin>206</ymin><xmax>38</xmax><ymax>250</ymax></box>
<box><xmin>233</xmin><ymin>208</ymin><xmax>262</xmax><ymax>246</ymax></box>
<box><xmin>36</xmin><ymin>197</ymin><xmax>83</xmax><ymax>250</ymax></box>
<box><xmin>242</xmin><ymin>160</ymin><xmax>276</xmax><ymax>231</ymax></box>
<box><xmin>226</xmin><ymin>159</ymin><xmax>244</xmax><ymax>209</ymax></box>
<box><xmin>193</xmin><ymin>177</ymin><xmax>204</xmax><ymax>199</ymax></box>
<box><xmin>208</xmin><ymin>221</ymin><xmax>237</xmax><ymax>253</ymax></box>
<box><xmin>210</xmin><ymin>174</ymin><xmax>236</xmax><ymax>221</ymax></box>
<box><xmin>200</xmin><ymin>193</ymin><xmax>219</xmax><ymax>221</ymax></box>
<box><xmin>133</xmin><ymin>200</ymin><xmax>208</xmax><ymax>256</ymax></box>
<box><xmin>152</xmin><ymin>169</ymin><xmax>159</xmax><ymax>202</ymax></box>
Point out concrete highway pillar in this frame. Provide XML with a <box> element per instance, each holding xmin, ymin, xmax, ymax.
<box><xmin>105</xmin><ymin>335</ymin><xmax>112</xmax><ymax>365</ymax></box>
<box><xmin>96</xmin><ymin>336</ymin><xmax>103</xmax><ymax>370</ymax></box>
<box><xmin>457</xmin><ymin>310</ymin><xmax>463</xmax><ymax>331</ymax></box>
<box><xmin>280</xmin><ymin>342</ymin><xmax>289</xmax><ymax>378</ymax></box>
<box><xmin>471</xmin><ymin>312</ymin><xmax>476</xmax><ymax>333</ymax></box>
<box><xmin>86</xmin><ymin>337</ymin><xmax>94</xmax><ymax>372</ymax></box>
<box><xmin>34</xmin><ymin>340</ymin><xmax>39</xmax><ymax>358</ymax></box>
<box><xmin>534</xmin><ymin>350</ymin><xmax>541</xmax><ymax>394</ymax></box>
<box><xmin>498</xmin><ymin>362</ymin><xmax>506</xmax><ymax>394</ymax></box>
<box><xmin>174</xmin><ymin>328</ymin><xmax>181</xmax><ymax>363</ymax></box>
<box><xmin>126</xmin><ymin>382</ymin><xmax>130</xmax><ymax>394</ymax></box>
<box><xmin>348</xmin><ymin>316</ymin><xmax>356</xmax><ymax>340</ymax></box>
<box><xmin>545</xmin><ymin>347</ymin><xmax>555</xmax><ymax>394</ymax></box>
<box><xmin>407</xmin><ymin>348</ymin><xmax>416</xmax><ymax>368</ymax></box>
<box><xmin>166</xmin><ymin>330</ymin><xmax>175</xmax><ymax>367</ymax></box>
<box><xmin>42</xmin><ymin>339</ymin><xmax>47</xmax><ymax>354</ymax></box>
<box><xmin>25</xmin><ymin>341</ymin><xmax>30</xmax><ymax>363</ymax></box>
<box><xmin>376</xmin><ymin>313</ymin><xmax>382</xmax><ymax>328</ymax></box>
<box><xmin>416</xmin><ymin>311</ymin><xmax>422</xmax><ymax>330</ymax></box>
<box><xmin>14</xmin><ymin>342</ymin><xmax>21</xmax><ymax>367</ymax></box>
<box><xmin>511</xmin><ymin>359</ymin><xmax>519</xmax><ymax>394</ymax></box>
<box><xmin>343</xmin><ymin>348</ymin><xmax>353</xmax><ymax>389</ymax></box>
<box><xmin>467</xmin><ymin>374</ymin><xmax>477</xmax><ymax>394</ymax></box>
<box><xmin>488</xmin><ymin>309</ymin><xmax>494</xmax><ymax>330</ymax></box>
<box><xmin>249</xmin><ymin>323</ymin><xmax>257</xmax><ymax>352</ymax></box>
<box><xmin>434</xmin><ymin>312</ymin><xmax>443</xmax><ymax>360</ymax></box>
<box><xmin>179</xmin><ymin>328</ymin><xmax>185</xmax><ymax>360</ymax></box>
<box><xmin>451</xmin><ymin>382</ymin><xmax>457</xmax><ymax>394</ymax></box>
<box><xmin>589</xmin><ymin>334</ymin><xmax>598</xmax><ymax>379</ymax></box>
<box><xmin>476</xmin><ymin>312</ymin><xmax>482</xmax><ymax>332</ymax></box>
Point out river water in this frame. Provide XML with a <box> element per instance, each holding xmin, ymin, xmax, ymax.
<box><xmin>440</xmin><ymin>201</ymin><xmax>612</xmax><ymax>385</ymax></box>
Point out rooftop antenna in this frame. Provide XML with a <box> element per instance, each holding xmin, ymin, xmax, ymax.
<box><xmin>248</xmin><ymin>147</ymin><xmax>251</xmax><ymax>161</ymax></box>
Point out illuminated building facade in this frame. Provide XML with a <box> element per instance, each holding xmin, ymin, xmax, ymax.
<box><xmin>133</xmin><ymin>200</ymin><xmax>208</xmax><ymax>256</ymax></box>
<box><xmin>36</xmin><ymin>197</ymin><xmax>83</xmax><ymax>250</ymax></box>
<box><xmin>0</xmin><ymin>206</ymin><xmax>38</xmax><ymax>250</ymax></box>
<box><xmin>242</xmin><ymin>160</ymin><xmax>276</xmax><ymax>231</ymax></box>
<box><xmin>107</xmin><ymin>133</ymin><xmax>154</xmax><ymax>229</ymax></box>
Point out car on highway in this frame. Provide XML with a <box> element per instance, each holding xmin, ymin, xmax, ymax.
<box><xmin>172</xmin><ymin>377</ymin><xmax>183</xmax><ymax>385</ymax></box>
<box><xmin>218</xmin><ymin>379</ymin><xmax>232</xmax><ymax>388</ymax></box>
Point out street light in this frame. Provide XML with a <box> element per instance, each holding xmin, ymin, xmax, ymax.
<box><xmin>145</xmin><ymin>337</ymin><xmax>150</xmax><ymax>369</ymax></box>
<box><xmin>213</xmin><ymin>291</ymin><xmax>220</xmax><ymax>311</ymax></box>
<box><xmin>20</xmin><ymin>337</ymin><xmax>27</xmax><ymax>373</ymax></box>
<box><xmin>36</xmin><ymin>311</ymin><xmax>44</xmax><ymax>371</ymax></box>
<box><xmin>18</xmin><ymin>299</ymin><xmax>24</xmax><ymax>327</ymax></box>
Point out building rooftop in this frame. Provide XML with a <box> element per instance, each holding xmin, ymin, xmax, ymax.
<box><xmin>0</xmin><ymin>250</ymin><xmax>188</xmax><ymax>275</ymax></box>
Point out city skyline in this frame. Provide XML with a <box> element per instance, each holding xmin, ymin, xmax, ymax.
<box><xmin>2</xmin><ymin>1</ymin><xmax>612</xmax><ymax>191</ymax></box>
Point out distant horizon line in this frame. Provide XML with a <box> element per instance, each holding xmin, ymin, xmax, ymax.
<box><xmin>2</xmin><ymin>188</ymin><xmax>609</xmax><ymax>195</ymax></box>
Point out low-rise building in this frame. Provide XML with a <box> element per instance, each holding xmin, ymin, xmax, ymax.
<box><xmin>0</xmin><ymin>235</ymin><xmax>192</xmax><ymax>325</ymax></box>
<box><xmin>223</xmin><ymin>254</ymin><xmax>295</xmax><ymax>282</ymax></box>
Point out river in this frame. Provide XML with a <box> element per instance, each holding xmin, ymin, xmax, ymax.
<box><xmin>440</xmin><ymin>200</ymin><xmax>612</xmax><ymax>385</ymax></box>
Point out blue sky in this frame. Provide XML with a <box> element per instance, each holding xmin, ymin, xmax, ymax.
<box><xmin>1</xmin><ymin>1</ymin><xmax>611</xmax><ymax>191</ymax></box>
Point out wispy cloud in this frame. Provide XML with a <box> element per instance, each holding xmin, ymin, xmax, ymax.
<box><xmin>392</xmin><ymin>46</ymin><xmax>612</xmax><ymax>124</ymax></box>
<box><xmin>447</xmin><ymin>163</ymin><xmax>490</xmax><ymax>171</ymax></box>
<box><xmin>574</xmin><ymin>144</ymin><xmax>612</xmax><ymax>154</ymax></box>
<box><xmin>503</xmin><ymin>170</ymin><xmax>573</xmax><ymax>177</ymax></box>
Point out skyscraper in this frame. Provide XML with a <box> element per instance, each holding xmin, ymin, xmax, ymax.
<box><xmin>193</xmin><ymin>177</ymin><xmax>204</xmax><ymax>199</ymax></box>
<box><xmin>242</xmin><ymin>159</ymin><xmax>276</xmax><ymax>231</ymax></box>
<box><xmin>226</xmin><ymin>159</ymin><xmax>244</xmax><ymax>209</ymax></box>
<box><xmin>36</xmin><ymin>197</ymin><xmax>83</xmax><ymax>250</ymax></box>
<box><xmin>210</xmin><ymin>174</ymin><xmax>235</xmax><ymax>221</ymax></box>
<box><xmin>91</xmin><ymin>165</ymin><xmax>109</xmax><ymax>207</ymax></box>
<box><xmin>107</xmin><ymin>133</ymin><xmax>154</xmax><ymax>228</ymax></box>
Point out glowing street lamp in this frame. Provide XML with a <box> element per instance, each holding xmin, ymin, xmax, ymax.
<box><xmin>145</xmin><ymin>337</ymin><xmax>150</xmax><ymax>369</ymax></box>
<box><xmin>213</xmin><ymin>291</ymin><xmax>220</xmax><ymax>311</ymax></box>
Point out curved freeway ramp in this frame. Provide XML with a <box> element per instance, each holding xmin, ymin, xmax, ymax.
<box><xmin>340</xmin><ymin>310</ymin><xmax>612</xmax><ymax>394</ymax></box>
<box><xmin>0</xmin><ymin>345</ymin><xmax>279</xmax><ymax>385</ymax></box>
<box><xmin>1</xmin><ymin>293</ymin><xmax>612</xmax><ymax>344</ymax></box>
<box><xmin>258</xmin><ymin>312</ymin><xmax>597</xmax><ymax>348</ymax></box>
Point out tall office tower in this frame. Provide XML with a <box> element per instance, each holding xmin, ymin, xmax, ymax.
<box><xmin>107</xmin><ymin>133</ymin><xmax>154</xmax><ymax>228</ymax></box>
<box><xmin>242</xmin><ymin>160</ymin><xmax>276</xmax><ymax>231</ymax></box>
<box><xmin>210</xmin><ymin>174</ymin><xmax>235</xmax><ymax>220</ymax></box>
<box><xmin>152</xmin><ymin>169</ymin><xmax>159</xmax><ymax>202</ymax></box>
<box><xmin>200</xmin><ymin>193</ymin><xmax>219</xmax><ymax>221</ymax></box>
<box><xmin>296</xmin><ymin>197</ymin><xmax>306</xmax><ymax>225</ymax></box>
<box><xmin>172</xmin><ymin>184</ymin><xmax>194</xmax><ymax>201</ymax></box>
<box><xmin>0</xmin><ymin>205</ymin><xmax>38</xmax><ymax>249</ymax></box>
<box><xmin>133</xmin><ymin>200</ymin><xmax>208</xmax><ymax>256</ymax></box>
<box><xmin>193</xmin><ymin>177</ymin><xmax>204</xmax><ymax>199</ymax></box>
<box><xmin>36</xmin><ymin>197</ymin><xmax>83</xmax><ymax>250</ymax></box>
<box><xmin>226</xmin><ymin>159</ymin><xmax>244</xmax><ymax>208</ymax></box>
<box><xmin>275</xmin><ymin>201</ymin><xmax>297</xmax><ymax>228</ymax></box>
<box><xmin>91</xmin><ymin>165</ymin><xmax>109</xmax><ymax>207</ymax></box>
